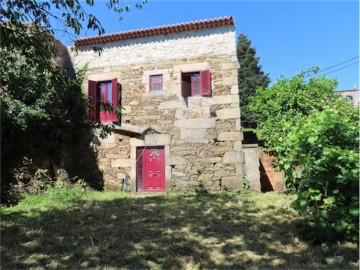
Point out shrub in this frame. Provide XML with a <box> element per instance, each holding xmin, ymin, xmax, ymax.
<box><xmin>5</xmin><ymin>158</ymin><xmax>87</xmax><ymax>204</ymax></box>
<box><xmin>290</xmin><ymin>108</ymin><xmax>359</xmax><ymax>242</ymax></box>
<box><xmin>248</xmin><ymin>70</ymin><xmax>359</xmax><ymax>242</ymax></box>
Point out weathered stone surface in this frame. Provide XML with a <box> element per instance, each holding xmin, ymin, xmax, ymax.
<box><xmin>214</xmin><ymin>170</ymin><xmax>230</xmax><ymax>177</ymax></box>
<box><xmin>99</xmin><ymin>133</ymin><xmax>116</xmax><ymax>143</ymax></box>
<box><xmin>221</xmin><ymin>63</ymin><xmax>236</xmax><ymax>70</ymax></box>
<box><xmin>174</xmin><ymin>118</ymin><xmax>216</xmax><ymax>129</ymax></box>
<box><xmin>121</xmin><ymin>105</ymin><xmax>132</xmax><ymax>114</ymax></box>
<box><xmin>235</xmin><ymin>162</ymin><xmax>243</xmax><ymax>175</ymax></box>
<box><xmin>221</xmin><ymin>176</ymin><xmax>242</xmax><ymax>190</ymax></box>
<box><xmin>145</xmin><ymin>134</ymin><xmax>171</xmax><ymax>146</ymax></box>
<box><xmin>217</xmin><ymin>132</ymin><xmax>243</xmax><ymax>141</ymax></box>
<box><xmin>235</xmin><ymin>119</ymin><xmax>241</xmax><ymax>131</ymax></box>
<box><xmin>243</xmin><ymin>148</ymin><xmax>261</xmax><ymax>192</ymax></box>
<box><xmin>231</xmin><ymin>85</ymin><xmax>239</xmax><ymax>94</ymax></box>
<box><xmin>130</xmin><ymin>138</ymin><xmax>145</xmax><ymax>147</ymax></box>
<box><xmin>223</xmin><ymin>151</ymin><xmax>242</xmax><ymax>163</ymax></box>
<box><xmin>234</xmin><ymin>141</ymin><xmax>242</xmax><ymax>151</ymax></box>
<box><xmin>198</xmin><ymin>174</ymin><xmax>213</xmax><ymax>182</ymax></box>
<box><xmin>129</xmin><ymin>100</ymin><xmax>139</xmax><ymax>105</ymax></box>
<box><xmin>159</xmin><ymin>100</ymin><xmax>182</xmax><ymax>110</ymax></box>
<box><xmin>204</xmin><ymin>157</ymin><xmax>222</xmax><ymax>163</ymax></box>
<box><xmin>111</xmin><ymin>159</ymin><xmax>132</xmax><ymax>168</ymax></box>
<box><xmin>168</xmin><ymin>156</ymin><xmax>186</xmax><ymax>165</ymax></box>
<box><xmin>172</xmin><ymin>171</ymin><xmax>186</xmax><ymax>177</ymax></box>
<box><xmin>180</xmin><ymin>129</ymin><xmax>207</xmax><ymax>140</ymax></box>
<box><xmin>215</xmin><ymin>107</ymin><xmax>240</xmax><ymax>119</ymax></box>
<box><xmin>208</xmin><ymin>95</ymin><xmax>240</xmax><ymax>105</ymax></box>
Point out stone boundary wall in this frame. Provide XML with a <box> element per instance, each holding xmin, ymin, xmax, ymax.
<box><xmin>259</xmin><ymin>152</ymin><xmax>285</xmax><ymax>192</ymax></box>
<box><xmin>71</xmin><ymin>25</ymin><xmax>244</xmax><ymax>192</ymax></box>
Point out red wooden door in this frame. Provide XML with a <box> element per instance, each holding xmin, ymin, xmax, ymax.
<box><xmin>143</xmin><ymin>147</ymin><xmax>165</xmax><ymax>192</ymax></box>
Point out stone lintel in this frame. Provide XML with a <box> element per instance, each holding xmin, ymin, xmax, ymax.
<box><xmin>113</xmin><ymin>123</ymin><xmax>147</xmax><ymax>134</ymax></box>
<box><xmin>130</xmin><ymin>138</ymin><xmax>145</xmax><ymax>147</ymax></box>
<box><xmin>145</xmin><ymin>134</ymin><xmax>171</xmax><ymax>146</ymax></box>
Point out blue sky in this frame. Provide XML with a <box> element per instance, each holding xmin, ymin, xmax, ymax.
<box><xmin>58</xmin><ymin>0</ymin><xmax>359</xmax><ymax>90</ymax></box>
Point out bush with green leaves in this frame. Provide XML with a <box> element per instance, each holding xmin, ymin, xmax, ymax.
<box><xmin>290</xmin><ymin>108</ymin><xmax>359</xmax><ymax>242</ymax></box>
<box><xmin>248</xmin><ymin>70</ymin><xmax>346</xmax><ymax>189</ymax></box>
<box><xmin>248</xmin><ymin>70</ymin><xmax>359</xmax><ymax>242</ymax></box>
<box><xmin>1</xmin><ymin>46</ymin><xmax>88</xmax><ymax>199</ymax></box>
<box><xmin>6</xmin><ymin>157</ymin><xmax>88</xmax><ymax>204</ymax></box>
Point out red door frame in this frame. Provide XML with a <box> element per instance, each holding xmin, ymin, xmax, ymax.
<box><xmin>136</xmin><ymin>146</ymin><xmax>165</xmax><ymax>192</ymax></box>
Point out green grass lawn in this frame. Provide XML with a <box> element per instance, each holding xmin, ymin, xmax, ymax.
<box><xmin>1</xmin><ymin>188</ymin><xmax>358</xmax><ymax>269</ymax></box>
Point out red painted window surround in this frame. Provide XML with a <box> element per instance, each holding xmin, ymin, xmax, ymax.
<box><xmin>149</xmin><ymin>74</ymin><xmax>163</xmax><ymax>92</ymax></box>
<box><xmin>181</xmin><ymin>70</ymin><xmax>211</xmax><ymax>98</ymax></box>
<box><xmin>87</xmin><ymin>78</ymin><xmax>118</xmax><ymax>123</ymax></box>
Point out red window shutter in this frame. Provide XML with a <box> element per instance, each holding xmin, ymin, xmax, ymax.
<box><xmin>88</xmin><ymin>80</ymin><xmax>98</xmax><ymax>123</ymax></box>
<box><xmin>110</xmin><ymin>78</ymin><xmax>118</xmax><ymax>122</ymax></box>
<box><xmin>200</xmin><ymin>70</ymin><xmax>211</xmax><ymax>96</ymax></box>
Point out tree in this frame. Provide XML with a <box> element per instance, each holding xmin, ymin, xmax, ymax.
<box><xmin>0</xmin><ymin>0</ymin><xmax>145</xmax><ymax>201</ymax></box>
<box><xmin>248</xmin><ymin>70</ymin><xmax>359</xmax><ymax>242</ymax></box>
<box><xmin>1</xmin><ymin>0</ymin><xmax>146</xmax><ymax>69</ymax></box>
<box><xmin>237</xmin><ymin>33</ymin><xmax>270</xmax><ymax>128</ymax></box>
<box><xmin>248</xmin><ymin>69</ymin><xmax>340</xmax><ymax>156</ymax></box>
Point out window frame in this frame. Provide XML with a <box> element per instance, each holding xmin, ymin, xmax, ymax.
<box><xmin>149</xmin><ymin>74</ymin><xmax>163</xmax><ymax>92</ymax></box>
<box><xmin>181</xmin><ymin>70</ymin><xmax>211</xmax><ymax>98</ymax></box>
<box><xmin>88</xmin><ymin>78</ymin><xmax>118</xmax><ymax>123</ymax></box>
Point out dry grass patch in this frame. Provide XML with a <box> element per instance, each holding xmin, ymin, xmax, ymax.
<box><xmin>1</xmin><ymin>190</ymin><xmax>358</xmax><ymax>269</ymax></box>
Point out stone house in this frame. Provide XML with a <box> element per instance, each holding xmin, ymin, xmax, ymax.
<box><xmin>337</xmin><ymin>89</ymin><xmax>359</xmax><ymax>106</ymax></box>
<box><xmin>70</xmin><ymin>16</ymin><xmax>245</xmax><ymax>192</ymax></box>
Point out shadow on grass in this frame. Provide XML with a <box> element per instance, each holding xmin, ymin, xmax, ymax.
<box><xmin>1</xmin><ymin>193</ymin><xmax>358</xmax><ymax>269</ymax></box>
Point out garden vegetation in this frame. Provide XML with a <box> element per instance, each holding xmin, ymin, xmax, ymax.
<box><xmin>248</xmin><ymin>69</ymin><xmax>359</xmax><ymax>242</ymax></box>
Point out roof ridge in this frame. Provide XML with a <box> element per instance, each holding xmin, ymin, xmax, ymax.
<box><xmin>74</xmin><ymin>16</ymin><xmax>234</xmax><ymax>47</ymax></box>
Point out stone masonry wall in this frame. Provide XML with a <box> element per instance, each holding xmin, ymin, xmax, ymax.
<box><xmin>71</xmin><ymin>25</ymin><xmax>244</xmax><ymax>192</ymax></box>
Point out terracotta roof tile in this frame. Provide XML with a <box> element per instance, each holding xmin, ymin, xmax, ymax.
<box><xmin>74</xmin><ymin>16</ymin><xmax>234</xmax><ymax>47</ymax></box>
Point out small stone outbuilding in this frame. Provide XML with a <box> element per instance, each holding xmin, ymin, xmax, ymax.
<box><xmin>70</xmin><ymin>16</ymin><xmax>246</xmax><ymax>192</ymax></box>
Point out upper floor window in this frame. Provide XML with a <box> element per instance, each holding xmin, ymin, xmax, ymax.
<box><xmin>88</xmin><ymin>78</ymin><xmax>118</xmax><ymax>123</ymax></box>
<box><xmin>181</xmin><ymin>70</ymin><xmax>211</xmax><ymax>98</ymax></box>
<box><xmin>150</xmin><ymin>74</ymin><xmax>163</xmax><ymax>92</ymax></box>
